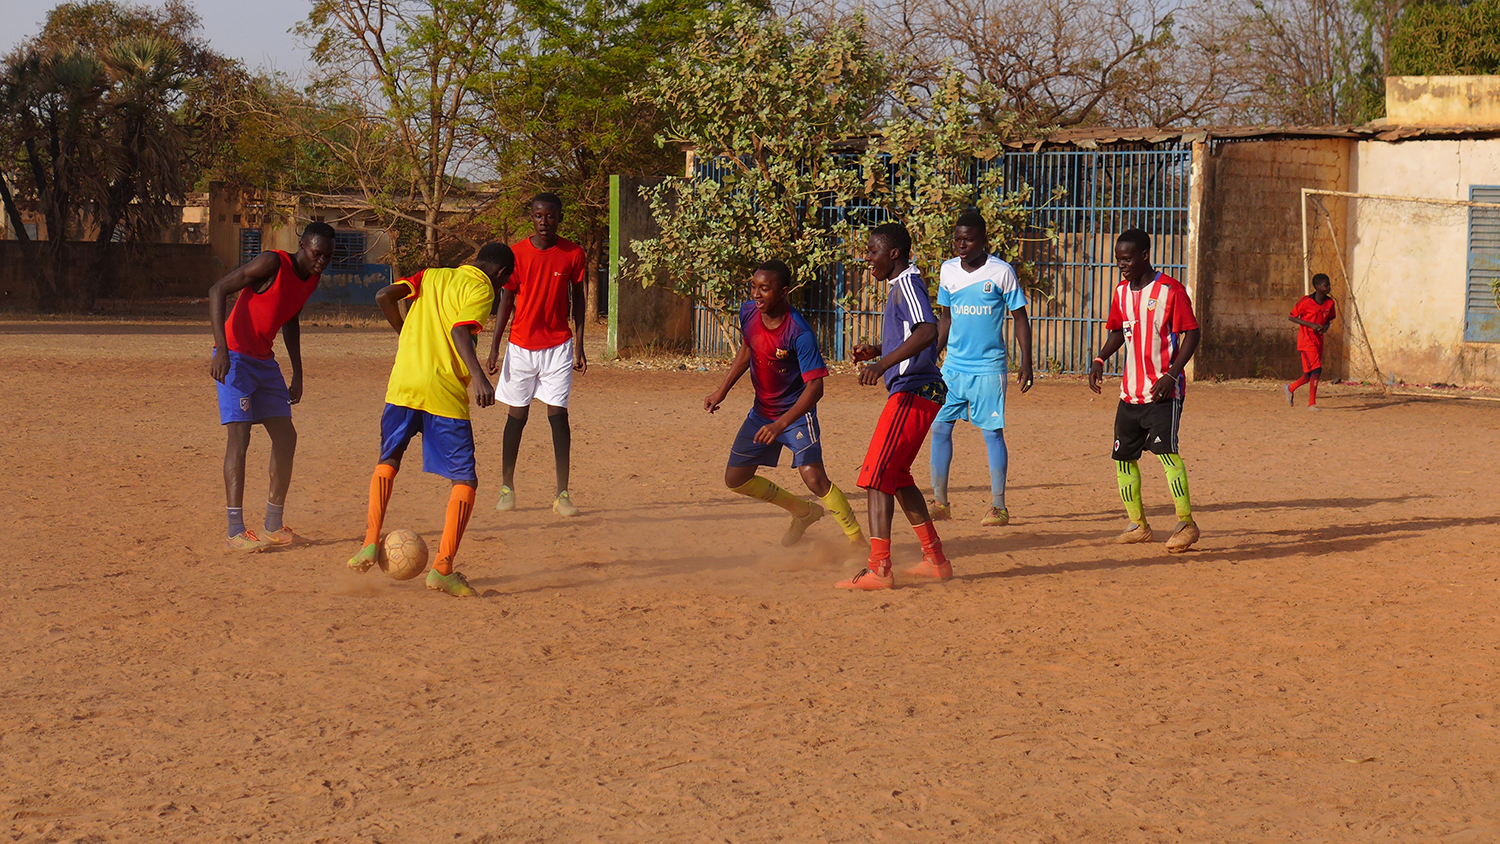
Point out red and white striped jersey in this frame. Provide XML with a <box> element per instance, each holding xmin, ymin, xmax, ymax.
<box><xmin>1105</xmin><ymin>272</ymin><xmax>1199</xmax><ymax>404</ymax></box>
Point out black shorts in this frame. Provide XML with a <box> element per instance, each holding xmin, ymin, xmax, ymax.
<box><xmin>1112</xmin><ymin>398</ymin><xmax>1182</xmax><ymax>461</ymax></box>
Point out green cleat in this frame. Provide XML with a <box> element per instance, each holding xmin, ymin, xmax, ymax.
<box><xmin>495</xmin><ymin>485</ymin><xmax>516</xmax><ymax>512</ymax></box>
<box><xmin>552</xmin><ymin>489</ymin><xmax>580</xmax><ymax>517</ymax></box>
<box><xmin>980</xmin><ymin>507</ymin><xmax>1010</xmax><ymax>527</ymax></box>
<box><xmin>781</xmin><ymin>502</ymin><xmax>825</xmax><ymax>546</ymax></box>
<box><xmin>426</xmin><ymin>569</ymin><xmax>478</xmax><ymax>597</ymax></box>
<box><xmin>347</xmin><ymin>542</ymin><xmax>379</xmax><ymax>573</ymax></box>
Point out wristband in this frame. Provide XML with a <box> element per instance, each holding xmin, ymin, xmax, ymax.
<box><xmin>1093</xmin><ymin>357</ymin><xmax>1105</xmax><ymax>367</ymax></box>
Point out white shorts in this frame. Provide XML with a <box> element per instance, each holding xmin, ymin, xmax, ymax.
<box><xmin>497</xmin><ymin>339</ymin><xmax>574</xmax><ymax>408</ymax></box>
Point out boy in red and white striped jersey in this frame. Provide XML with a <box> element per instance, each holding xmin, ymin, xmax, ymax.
<box><xmin>1088</xmin><ymin>229</ymin><xmax>1202</xmax><ymax>553</ymax></box>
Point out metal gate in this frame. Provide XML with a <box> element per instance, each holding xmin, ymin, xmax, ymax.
<box><xmin>693</xmin><ymin>144</ymin><xmax>1192</xmax><ymax>372</ymax></box>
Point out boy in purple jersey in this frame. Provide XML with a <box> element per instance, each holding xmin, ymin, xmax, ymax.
<box><xmin>705</xmin><ymin>260</ymin><xmax>866</xmax><ymax>548</ymax></box>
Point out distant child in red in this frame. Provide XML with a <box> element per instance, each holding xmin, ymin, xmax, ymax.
<box><xmin>1285</xmin><ymin>273</ymin><xmax>1337</xmax><ymax>410</ymax></box>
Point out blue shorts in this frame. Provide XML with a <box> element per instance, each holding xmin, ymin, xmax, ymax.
<box><xmin>729</xmin><ymin>409</ymin><xmax>823</xmax><ymax>468</ymax></box>
<box><xmin>935</xmin><ymin>369</ymin><xmax>1007</xmax><ymax>431</ymax></box>
<box><xmin>216</xmin><ymin>350</ymin><xmax>291</xmax><ymax>424</ymax></box>
<box><xmin>380</xmin><ymin>404</ymin><xmax>478</xmax><ymax>484</ymax></box>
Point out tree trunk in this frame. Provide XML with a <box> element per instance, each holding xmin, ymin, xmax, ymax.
<box><xmin>0</xmin><ymin>174</ymin><xmax>29</xmax><ymax>242</ymax></box>
<box><xmin>425</xmin><ymin>204</ymin><xmax>440</xmax><ymax>264</ymax></box>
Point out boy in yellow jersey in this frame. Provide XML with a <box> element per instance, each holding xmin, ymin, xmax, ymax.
<box><xmin>347</xmin><ymin>243</ymin><xmax>515</xmax><ymax>597</ymax></box>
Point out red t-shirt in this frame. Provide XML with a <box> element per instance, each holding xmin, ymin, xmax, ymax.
<box><xmin>225</xmin><ymin>251</ymin><xmax>320</xmax><ymax>359</ymax></box>
<box><xmin>1291</xmin><ymin>295</ymin><xmax>1336</xmax><ymax>352</ymax></box>
<box><xmin>1105</xmin><ymin>272</ymin><xmax>1199</xmax><ymax>404</ymax></box>
<box><xmin>505</xmin><ymin>236</ymin><xmax>587</xmax><ymax>351</ymax></box>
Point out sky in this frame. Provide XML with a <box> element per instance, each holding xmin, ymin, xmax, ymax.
<box><xmin>0</xmin><ymin>0</ymin><xmax>314</xmax><ymax>77</ymax></box>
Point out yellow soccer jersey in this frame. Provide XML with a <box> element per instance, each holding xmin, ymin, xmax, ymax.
<box><xmin>384</xmin><ymin>265</ymin><xmax>495</xmax><ymax>420</ymax></box>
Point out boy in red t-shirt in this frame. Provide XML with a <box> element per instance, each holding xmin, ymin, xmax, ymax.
<box><xmin>208</xmin><ymin>222</ymin><xmax>335</xmax><ymax>551</ymax></box>
<box><xmin>483</xmin><ymin>193</ymin><xmax>588</xmax><ymax>517</ymax></box>
<box><xmin>1285</xmin><ymin>273</ymin><xmax>1337</xmax><ymax>410</ymax></box>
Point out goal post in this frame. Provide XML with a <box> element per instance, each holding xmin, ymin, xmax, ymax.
<box><xmin>1299</xmin><ymin>188</ymin><xmax>1500</xmax><ymax>393</ymax></box>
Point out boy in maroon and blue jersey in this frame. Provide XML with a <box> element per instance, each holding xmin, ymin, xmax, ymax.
<box><xmin>208</xmin><ymin>222</ymin><xmax>335</xmax><ymax>552</ymax></box>
<box><xmin>705</xmin><ymin>260</ymin><xmax>865</xmax><ymax>549</ymax></box>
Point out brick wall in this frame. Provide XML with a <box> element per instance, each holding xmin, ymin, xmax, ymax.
<box><xmin>1195</xmin><ymin>139</ymin><xmax>1352</xmax><ymax>380</ymax></box>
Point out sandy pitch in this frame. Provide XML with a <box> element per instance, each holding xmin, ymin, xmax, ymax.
<box><xmin>3</xmin><ymin>325</ymin><xmax>1499</xmax><ymax>843</ymax></box>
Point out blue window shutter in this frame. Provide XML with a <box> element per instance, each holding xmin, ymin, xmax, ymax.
<box><xmin>1466</xmin><ymin>185</ymin><xmax>1500</xmax><ymax>343</ymax></box>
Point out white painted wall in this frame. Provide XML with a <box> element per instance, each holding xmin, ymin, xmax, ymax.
<box><xmin>1347</xmin><ymin>139</ymin><xmax>1500</xmax><ymax>386</ymax></box>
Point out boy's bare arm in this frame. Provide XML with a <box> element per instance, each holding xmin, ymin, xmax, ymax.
<box><xmin>208</xmin><ymin>252</ymin><xmax>281</xmax><ymax>382</ymax></box>
<box><xmin>705</xmin><ymin>342</ymin><xmax>753</xmax><ymax>412</ymax></box>
<box><xmin>452</xmin><ymin>326</ymin><xmax>495</xmax><ymax>408</ymax></box>
<box><xmin>859</xmin><ymin>322</ymin><xmax>937</xmax><ymax>386</ymax></box>
<box><xmin>1088</xmin><ymin>329</ymin><xmax>1127</xmax><ymax>394</ymax></box>
<box><xmin>485</xmin><ymin>288</ymin><xmax>517</xmax><ymax>374</ymax></box>
<box><xmin>375</xmin><ymin>284</ymin><xmax>408</xmax><ymax>333</ymax></box>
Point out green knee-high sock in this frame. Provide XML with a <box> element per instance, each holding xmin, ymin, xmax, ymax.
<box><xmin>1116</xmin><ymin>460</ymin><xmax>1145</xmax><ymax>525</ymax></box>
<box><xmin>1157</xmin><ymin>453</ymin><xmax>1193</xmax><ymax>523</ymax></box>
<box><xmin>819</xmin><ymin>483</ymin><xmax>864</xmax><ymax>541</ymax></box>
<box><xmin>732</xmin><ymin>476</ymin><xmax>812</xmax><ymax>517</ymax></box>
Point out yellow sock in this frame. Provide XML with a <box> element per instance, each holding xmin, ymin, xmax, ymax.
<box><xmin>731</xmin><ymin>476</ymin><xmax>811</xmax><ymax>517</ymax></box>
<box><xmin>819</xmin><ymin>483</ymin><xmax>864</xmax><ymax>541</ymax></box>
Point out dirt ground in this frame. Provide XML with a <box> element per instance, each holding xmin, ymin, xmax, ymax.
<box><xmin>3</xmin><ymin>322</ymin><xmax>1500</xmax><ymax>844</ymax></box>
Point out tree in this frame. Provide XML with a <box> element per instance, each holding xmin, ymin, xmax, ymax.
<box><xmin>0</xmin><ymin>0</ymin><xmax>230</xmax><ymax>309</ymax></box>
<box><xmin>476</xmin><ymin>0</ymin><xmax>722</xmax><ymax>318</ymax></box>
<box><xmin>629</xmin><ymin>4</ymin><xmax>887</xmax><ymax>345</ymax></box>
<box><xmin>1390</xmin><ymin>0</ymin><xmax>1500</xmax><ymax>75</ymax></box>
<box><xmin>782</xmin><ymin>0</ymin><xmax>1252</xmax><ymax>128</ymax></box>
<box><xmin>1228</xmin><ymin>0</ymin><xmax>1401</xmax><ymax>124</ymax></box>
<box><xmin>857</xmin><ymin>69</ymin><xmax>1048</xmax><ymax>293</ymax></box>
<box><xmin>297</xmin><ymin>0</ymin><xmax>509</xmax><ymax>262</ymax></box>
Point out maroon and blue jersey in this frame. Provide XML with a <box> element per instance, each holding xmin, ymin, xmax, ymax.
<box><xmin>739</xmin><ymin>300</ymin><xmax>828</xmax><ymax>419</ymax></box>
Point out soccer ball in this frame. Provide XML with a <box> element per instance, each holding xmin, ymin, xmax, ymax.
<box><xmin>380</xmin><ymin>529</ymin><xmax>429</xmax><ymax>581</ymax></box>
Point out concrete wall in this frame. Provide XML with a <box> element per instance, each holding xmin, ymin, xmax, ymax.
<box><xmin>1195</xmin><ymin>138</ymin><xmax>1353</xmax><ymax>380</ymax></box>
<box><xmin>1386</xmin><ymin>76</ymin><xmax>1500</xmax><ymax>127</ymax></box>
<box><xmin>1346</xmin><ymin>139</ymin><xmax>1500</xmax><ymax>386</ymax></box>
<box><xmin>0</xmin><ymin>241</ymin><xmax>219</xmax><ymax>303</ymax></box>
<box><xmin>606</xmin><ymin>175</ymin><xmax>693</xmax><ymax>357</ymax></box>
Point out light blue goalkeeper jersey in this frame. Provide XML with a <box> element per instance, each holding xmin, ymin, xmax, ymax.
<box><xmin>936</xmin><ymin>255</ymin><xmax>1028</xmax><ymax>375</ymax></box>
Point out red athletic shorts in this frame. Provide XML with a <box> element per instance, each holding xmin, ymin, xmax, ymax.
<box><xmin>858</xmin><ymin>390</ymin><xmax>941</xmax><ymax>494</ymax></box>
<box><xmin>1299</xmin><ymin>348</ymin><xmax>1323</xmax><ymax>373</ymax></box>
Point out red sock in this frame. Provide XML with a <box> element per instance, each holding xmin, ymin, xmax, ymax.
<box><xmin>913</xmin><ymin>520</ymin><xmax>947</xmax><ymax>563</ymax></box>
<box><xmin>1308</xmin><ymin>377</ymin><xmax>1319</xmax><ymax>405</ymax></box>
<box><xmin>364</xmin><ymin>464</ymin><xmax>397</xmax><ymax>547</ymax></box>
<box><xmin>868</xmin><ymin>537</ymin><xmax>892</xmax><ymax>577</ymax></box>
<box><xmin>1289</xmin><ymin>375</ymin><xmax>1310</xmax><ymax>393</ymax></box>
<box><xmin>435</xmin><ymin>484</ymin><xmax>476</xmax><ymax>575</ymax></box>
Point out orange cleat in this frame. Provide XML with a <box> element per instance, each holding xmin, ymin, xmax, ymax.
<box><xmin>260</xmin><ymin>525</ymin><xmax>306</xmax><ymax>547</ymax></box>
<box><xmin>836</xmin><ymin>568</ymin><xmax>894</xmax><ymax>590</ymax></box>
<box><xmin>903</xmin><ymin>554</ymin><xmax>952</xmax><ymax>581</ymax></box>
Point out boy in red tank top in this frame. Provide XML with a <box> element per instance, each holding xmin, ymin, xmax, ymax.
<box><xmin>208</xmin><ymin>222</ymin><xmax>335</xmax><ymax>551</ymax></box>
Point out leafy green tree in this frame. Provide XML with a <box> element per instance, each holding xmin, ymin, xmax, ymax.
<box><xmin>628</xmin><ymin>3</ymin><xmax>887</xmax><ymax>345</ymax></box>
<box><xmin>858</xmin><ymin>68</ymin><xmax>1048</xmax><ymax>295</ymax></box>
<box><xmin>1390</xmin><ymin>0</ymin><xmax>1500</xmax><ymax>75</ymax></box>
<box><xmin>298</xmin><ymin>0</ymin><xmax>508</xmax><ymax>262</ymax></box>
<box><xmin>0</xmin><ymin>0</ymin><xmax>234</xmax><ymax>309</ymax></box>
<box><xmin>476</xmin><ymin>0</ymin><xmax>722</xmax><ymax>316</ymax></box>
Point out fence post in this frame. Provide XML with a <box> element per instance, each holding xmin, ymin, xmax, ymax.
<box><xmin>605</xmin><ymin>174</ymin><xmax>621</xmax><ymax>361</ymax></box>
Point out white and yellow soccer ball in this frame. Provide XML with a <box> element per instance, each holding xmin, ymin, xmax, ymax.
<box><xmin>379</xmin><ymin>529</ymin><xmax>429</xmax><ymax>581</ymax></box>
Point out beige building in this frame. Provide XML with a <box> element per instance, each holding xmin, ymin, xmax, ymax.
<box><xmin>1189</xmin><ymin>78</ymin><xmax>1500</xmax><ymax>387</ymax></box>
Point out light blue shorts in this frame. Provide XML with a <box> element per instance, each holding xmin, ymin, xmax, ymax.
<box><xmin>935</xmin><ymin>369</ymin><xmax>1007</xmax><ymax>430</ymax></box>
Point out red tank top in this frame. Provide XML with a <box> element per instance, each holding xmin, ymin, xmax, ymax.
<box><xmin>225</xmin><ymin>251</ymin><xmax>320</xmax><ymax>359</ymax></box>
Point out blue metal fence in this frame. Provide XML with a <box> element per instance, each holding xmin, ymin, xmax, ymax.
<box><xmin>690</xmin><ymin>144</ymin><xmax>1193</xmax><ymax>372</ymax></box>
